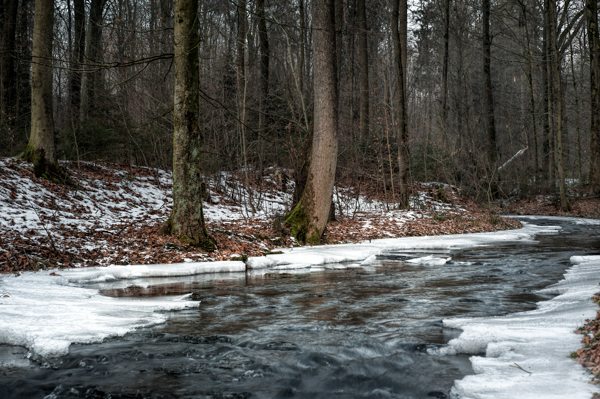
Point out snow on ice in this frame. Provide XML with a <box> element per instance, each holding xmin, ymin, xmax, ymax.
<box><xmin>437</xmin><ymin>254</ymin><xmax>600</xmax><ymax>399</ymax></box>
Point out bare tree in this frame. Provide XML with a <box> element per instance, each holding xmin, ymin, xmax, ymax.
<box><xmin>392</xmin><ymin>0</ymin><xmax>409</xmax><ymax>208</ymax></box>
<box><xmin>483</xmin><ymin>0</ymin><xmax>498</xmax><ymax>197</ymax></box>
<box><xmin>159</xmin><ymin>0</ymin><xmax>215</xmax><ymax>250</ymax></box>
<box><xmin>358</xmin><ymin>0</ymin><xmax>369</xmax><ymax>141</ymax></box>
<box><xmin>21</xmin><ymin>0</ymin><xmax>64</xmax><ymax>181</ymax></box>
<box><xmin>286</xmin><ymin>0</ymin><xmax>338</xmax><ymax>244</ymax></box>
<box><xmin>588</xmin><ymin>0</ymin><xmax>600</xmax><ymax>191</ymax></box>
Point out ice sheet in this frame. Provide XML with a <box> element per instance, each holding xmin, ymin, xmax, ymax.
<box><xmin>0</xmin><ymin>271</ymin><xmax>199</xmax><ymax>359</ymax></box>
<box><xmin>440</xmin><ymin>256</ymin><xmax>600</xmax><ymax>399</ymax></box>
<box><xmin>246</xmin><ymin>222</ymin><xmax>558</xmax><ymax>270</ymax></box>
<box><xmin>60</xmin><ymin>261</ymin><xmax>246</xmax><ymax>284</ymax></box>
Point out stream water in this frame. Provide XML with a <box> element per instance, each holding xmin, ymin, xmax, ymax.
<box><xmin>1</xmin><ymin>217</ymin><xmax>600</xmax><ymax>399</ymax></box>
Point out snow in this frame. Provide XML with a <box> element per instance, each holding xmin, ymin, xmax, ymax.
<box><xmin>437</xmin><ymin>255</ymin><xmax>600</xmax><ymax>399</ymax></box>
<box><xmin>405</xmin><ymin>255</ymin><xmax>451</xmax><ymax>266</ymax></box>
<box><xmin>60</xmin><ymin>261</ymin><xmax>246</xmax><ymax>284</ymax></box>
<box><xmin>246</xmin><ymin>222</ymin><xmax>558</xmax><ymax>270</ymax></box>
<box><xmin>0</xmin><ymin>270</ymin><xmax>198</xmax><ymax>360</ymax></box>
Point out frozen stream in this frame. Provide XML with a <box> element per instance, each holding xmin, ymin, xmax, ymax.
<box><xmin>1</xmin><ymin>217</ymin><xmax>600</xmax><ymax>398</ymax></box>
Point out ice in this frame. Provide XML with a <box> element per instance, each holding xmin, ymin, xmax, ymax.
<box><xmin>439</xmin><ymin>256</ymin><xmax>600</xmax><ymax>399</ymax></box>
<box><xmin>0</xmin><ymin>271</ymin><xmax>199</xmax><ymax>359</ymax></box>
<box><xmin>60</xmin><ymin>261</ymin><xmax>246</xmax><ymax>284</ymax></box>
<box><xmin>405</xmin><ymin>255</ymin><xmax>451</xmax><ymax>266</ymax></box>
<box><xmin>247</xmin><ymin>222</ymin><xmax>558</xmax><ymax>270</ymax></box>
<box><xmin>570</xmin><ymin>255</ymin><xmax>600</xmax><ymax>265</ymax></box>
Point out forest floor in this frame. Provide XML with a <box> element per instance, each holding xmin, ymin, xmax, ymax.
<box><xmin>1</xmin><ymin>156</ymin><xmax>597</xmax><ymax>273</ymax></box>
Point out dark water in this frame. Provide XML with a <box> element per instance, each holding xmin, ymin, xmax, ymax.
<box><xmin>1</xmin><ymin>217</ymin><xmax>599</xmax><ymax>399</ymax></box>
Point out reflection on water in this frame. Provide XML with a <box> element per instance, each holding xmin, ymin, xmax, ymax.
<box><xmin>1</xmin><ymin>218</ymin><xmax>600</xmax><ymax>399</ymax></box>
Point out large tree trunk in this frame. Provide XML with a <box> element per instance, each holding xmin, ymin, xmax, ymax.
<box><xmin>22</xmin><ymin>0</ymin><xmax>68</xmax><ymax>182</ymax></box>
<box><xmin>392</xmin><ymin>0</ymin><xmax>409</xmax><ymax>209</ymax></box>
<box><xmin>588</xmin><ymin>0</ymin><xmax>600</xmax><ymax>191</ymax></box>
<box><xmin>483</xmin><ymin>0</ymin><xmax>498</xmax><ymax>197</ymax></box>
<box><xmin>159</xmin><ymin>0</ymin><xmax>215</xmax><ymax>251</ymax></box>
<box><xmin>80</xmin><ymin>0</ymin><xmax>104</xmax><ymax>120</ymax></box>
<box><xmin>357</xmin><ymin>0</ymin><xmax>369</xmax><ymax>142</ymax></box>
<box><xmin>285</xmin><ymin>0</ymin><xmax>338</xmax><ymax>245</ymax></box>
<box><xmin>0</xmin><ymin>0</ymin><xmax>17</xmax><ymax>121</ymax></box>
<box><xmin>549</xmin><ymin>0</ymin><xmax>569</xmax><ymax>210</ymax></box>
<box><xmin>69</xmin><ymin>0</ymin><xmax>85</xmax><ymax>119</ymax></box>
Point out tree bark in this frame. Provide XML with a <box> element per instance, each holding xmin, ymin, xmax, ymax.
<box><xmin>550</xmin><ymin>0</ymin><xmax>569</xmax><ymax>210</ymax></box>
<box><xmin>285</xmin><ymin>0</ymin><xmax>338</xmax><ymax>245</ymax></box>
<box><xmin>69</xmin><ymin>0</ymin><xmax>85</xmax><ymax>118</ymax></box>
<box><xmin>257</xmin><ymin>0</ymin><xmax>269</xmax><ymax>173</ymax></box>
<box><xmin>483</xmin><ymin>0</ymin><xmax>498</xmax><ymax>197</ymax></box>
<box><xmin>587</xmin><ymin>0</ymin><xmax>600</xmax><ymax>191</ymax></box>
<box><xmin>392</xmin><ymin>0</ymin><xmax>409</xmax><ymax>209</ymax></box>
<box><xmin>440</xmin><ymin>0</ymin><xmax>450</xmax><ymax>138</ymax></box>
<box><xmin>80</xmin><ymin>0</ymin><xmax>105</xmax><ymax>120</ymax></box>
<box><xmin>159</xmin><ymin>0</ymin><xmax>215</xmax><ymax>251</ymax></box>
<box><xmin>541</xmin><ymin>13</ymin><xmax>551</xmax><ymax>184</ymax></box>
<box><xmin>22</xmin><ymin>0</ymin><xmax>68</xmax><ymax>182</ymax></box>
<box><xmin>0</xmin><ymin>0</ymin><xmax>17</xmax><ymax>120</ymax></box>
<box><xmin>357</xmin><ymin>0</ymin><xmax>369</xmax><ymax>142</ymax></box>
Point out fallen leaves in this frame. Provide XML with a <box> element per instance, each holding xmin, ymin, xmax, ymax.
<box><xmin>573</xmin><ymin>293</ymin><xmax>600</xmax><ymax>384</ymax></box>
<box><xmin>0</xmin><ymin>158</ymin><xmax>525</xmax><ymax>273</ymax></box>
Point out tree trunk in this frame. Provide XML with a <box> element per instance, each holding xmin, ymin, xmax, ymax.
<box><xmin>257</xmin><ymin>0</ymin><xmax>269</xmax><ymax>173</ymax></box>
<box><xmin>285</xmin><ymin>0</ymin><xmax>338</xmax><ymax>245</ymax></box>
<box><xmin>440</xmin><ymin>0</ymin><xmax>450</xmax><ymax>138</ymax></box>
<box><xmin>392</xmin><ymin>0</ymin><xmax>409</xmax><ymax>209</ymax></box>
<box><xmin>22</xmin><ymin>0</ymin><xmax>68</xmax><ymax>182</ymax></box>
<box><xmin>357</xmin><ymin>0</ymin><xmax>369</xmax><ymax>142</ymax></box>
<box><xmin>587</xmin><ymin>0</ymin><xmax>600</xmax><ymax>191</ymax></box>
<box><xmin>483</xmin><ymin>0</ymin><xmax>498</xmax><ymax>197</ymax></box>
<box><xmin>159</xmin><ymin>0</ymin><xmax>215</xmax><ymax>251</ymax></box>
<box><xmin>298</xmin><ymin>0</ymin><xmax>305</xmax><ymax>95</ymax></box>
<box><xmin>80</xmin><ymin>0</ymin><xmax>104</xmax><ymax>120</ymax></box>
<box><xmin>0</xmin><ymin>0</ymin><xmax>17</xmax><ymax>121</ymax></box>
<box><xmin>236</xmin><ymin>0</ymin><xmax>246</xmax><ymax>111</ymax></box>
<box><xmin>550</xmin><ymin>0</ymin><xmax>569</xmax><ymax>210</ymax></box>
<box><xmin>541</xmin><ymin>15</ymin><xmax>551</xmax><ymax>184</ymax></box>
<box><xmin>69</xmin><ymin>0</ymin><xmax>85</xmax><ymax>119</ymax></box>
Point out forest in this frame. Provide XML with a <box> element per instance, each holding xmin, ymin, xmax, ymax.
<box><xmin>1</xmin><ymin>0</ymin><xmax>599</xmax><ymax>244</ymax></box>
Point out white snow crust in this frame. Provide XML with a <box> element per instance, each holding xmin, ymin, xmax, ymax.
<box><xmin>0</xmin><ymin>270</ymin><xmax>199</xmax><ymax>359</ymax></box>
<box><xmin>60</xmin><ymin>261</ymin><xmax>246</xmax><ymax>284</ymax></box>
<box><xmin>440</xmin><ymin>255</ymin><xmax>600</xmax><ymax>399</ymax></box>
<box><xmin>246</xmin><ymin>222</ymin><xmax>558</xmax><ymax>270</ymax></box>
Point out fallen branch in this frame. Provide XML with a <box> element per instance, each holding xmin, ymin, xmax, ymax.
<box><xmin>509</xmin><ymin>362</ymin><xmax>532</xmax><ymax>375</ymax></box>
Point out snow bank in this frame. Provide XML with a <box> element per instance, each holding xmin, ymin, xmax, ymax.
<box><xmin>60</xmin><ymin>261</ymin><xmax>246</xmax><ymax>284</ymax></box>
<box><xmin>439</xmin><ymin>256</ymin><xmax>600</xmax><ymax>399</ymax></box>
<box><xmin>0</xmin><ymin>271</ymin><xmax>198</xmax><ymax>359</ymax></box>
<box><xmin>246</xmin><ymin>222</ymin><xmax>558</xmax><ymax>270</ymax></box>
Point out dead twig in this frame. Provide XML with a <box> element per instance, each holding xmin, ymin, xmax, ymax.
<box><xmin>509</xmin><ymin>363</ymin><xmax>532</xmax><ymax>375</ymax></box>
